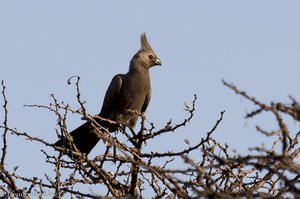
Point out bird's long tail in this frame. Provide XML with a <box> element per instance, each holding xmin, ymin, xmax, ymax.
<box><xmin>54</xmin><ymin>122</ymin><xmax>101</xmax><ymax>154</ymax></box>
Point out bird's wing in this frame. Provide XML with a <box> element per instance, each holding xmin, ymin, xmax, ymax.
<box><xmin>100</xmin><ymin>74</ymin><xmax>123</xmax><ymax>117</ymax></box>
<box><xmin>141</xmin><ymin>91</ymin><xmax>151</xmax><ymax>113</ymax></box>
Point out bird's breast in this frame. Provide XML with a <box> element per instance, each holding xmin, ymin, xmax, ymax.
<box><xmin>114</xmin><ymin>74</ymin><xmax>150</xmax><ymax>127</ymax></box>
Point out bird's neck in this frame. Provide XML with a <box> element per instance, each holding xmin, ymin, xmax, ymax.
<box><xmin>127</xmin><ymin>68</ymin><xmax>150</xmax><ymax>86</ymax></box>
<box><xmin>128</xmin><ymin>63</ymin><xmax>150</xmax><ymax>76</ymax></box>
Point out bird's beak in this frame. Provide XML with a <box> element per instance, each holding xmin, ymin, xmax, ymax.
<box><xmin>154</xmin><ymin>57</ymin><xmax>162</xmax><ymax>66</ymax></box>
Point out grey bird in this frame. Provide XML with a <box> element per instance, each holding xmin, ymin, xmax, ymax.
<box><xmin>55</xmin><ymin>33</ymin><xmax>161</xmax><ymax>154</ymax></box>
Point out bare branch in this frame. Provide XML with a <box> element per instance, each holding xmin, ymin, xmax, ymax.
<box><xmin>1</xmin><ymin>80</ymin><xmax>8</xmax><ymax>166</ymax></box>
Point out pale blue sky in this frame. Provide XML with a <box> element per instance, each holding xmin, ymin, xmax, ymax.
<box><xmin>1</xmin><ymin>1</ymin><xmax>300</xmax><ymax>196</ymax></box>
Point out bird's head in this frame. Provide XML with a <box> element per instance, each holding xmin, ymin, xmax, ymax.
<box><xmin>130</xmin><ymin>33</ymin><xmax>161</xmax><ymax>71</ymax></box>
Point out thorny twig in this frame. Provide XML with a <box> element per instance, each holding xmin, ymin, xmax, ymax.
<box><xmin>1</xmin><ymin>80</ymin><xmax>8</xmax><ymax>166</ymax></box>
<box><xmin>1</xmin><ymin>78</ymin><xmax>300</xmax><ymax>198</ymax></box>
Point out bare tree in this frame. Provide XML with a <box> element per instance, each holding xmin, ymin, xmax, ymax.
<box><xmin>1</xmin><ymin>78</ymin><xmax>300</xmax><ymax>198</ymax></box>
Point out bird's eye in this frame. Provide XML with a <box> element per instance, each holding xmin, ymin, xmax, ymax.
<box><xmin>148</xmin><ymin>55</ymin><xmax>154</xmax><ymax>59</ymax></box>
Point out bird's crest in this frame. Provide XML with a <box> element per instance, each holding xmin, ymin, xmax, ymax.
<box><xmin>140</xmin><ymin>33</ymin><xmax>154</xmax><ymax>52</ymax></box>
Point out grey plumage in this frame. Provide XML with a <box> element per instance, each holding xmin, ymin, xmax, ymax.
<box><xmin>55</xmin><ymin>33</ymin><xmax>161</xmax><ymax>154</ymax></box>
